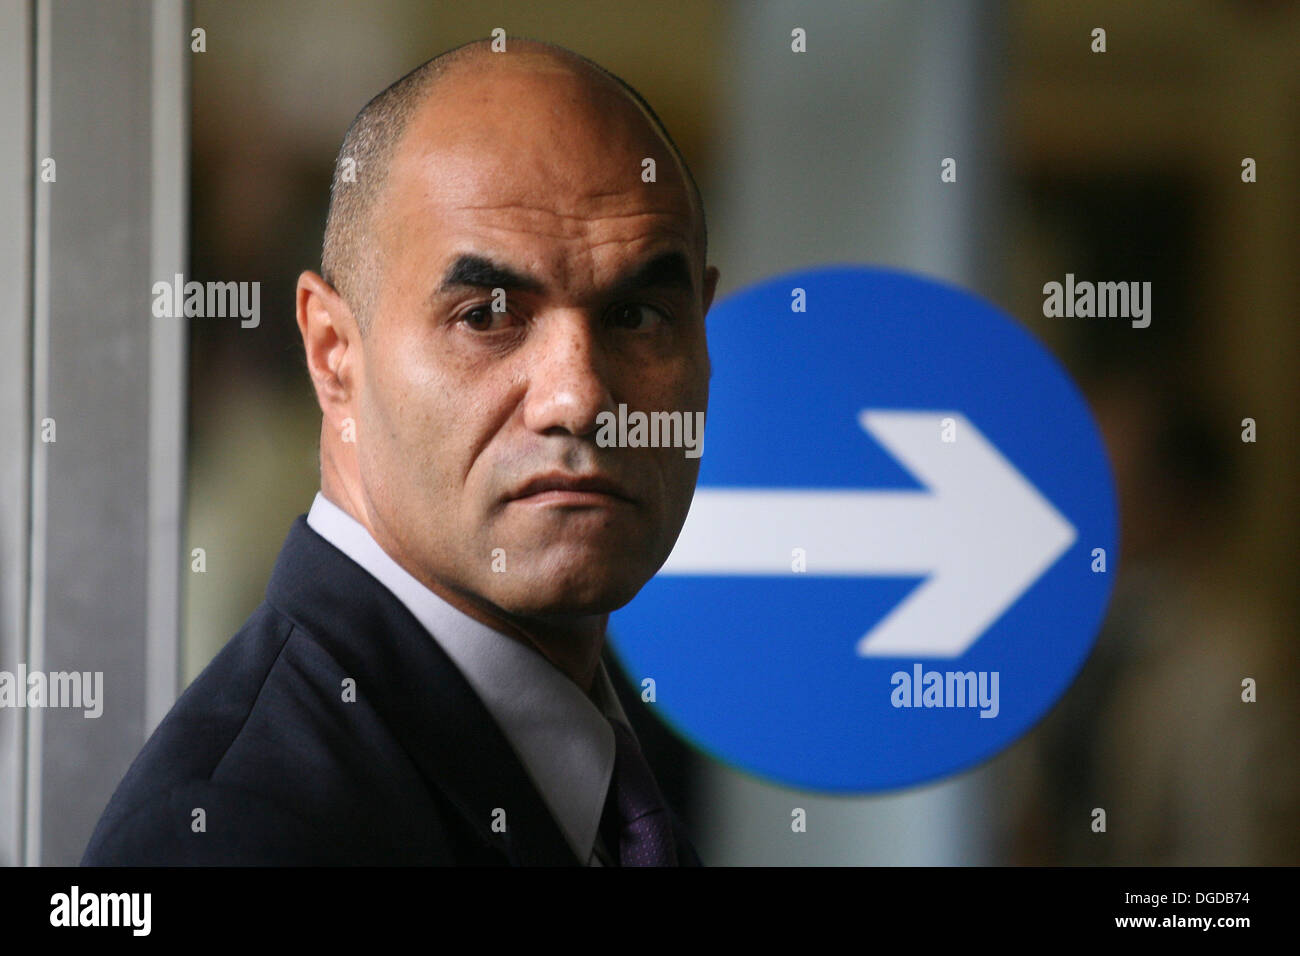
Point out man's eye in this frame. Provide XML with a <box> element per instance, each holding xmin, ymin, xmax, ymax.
<box><xmin>460</xmin><ymin>304</ymin><xmax>514</xmax><ymax>332</ymax></box>
<box><xmin>608</xmin><ymin>303</ymin><xmax>670</xmax><ymax>331</ymax></box>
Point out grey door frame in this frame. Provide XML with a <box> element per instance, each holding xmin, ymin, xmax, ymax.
<box><xmin>0</xmin><ymin>0</ymin><xmax>188</xmax><ymax>867</ymax></box>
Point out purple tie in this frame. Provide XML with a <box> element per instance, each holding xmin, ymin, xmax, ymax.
<box><xmin>602</xmin><ymin>720</ymin><xmax>679</xmax><ymax>866</ymax></box>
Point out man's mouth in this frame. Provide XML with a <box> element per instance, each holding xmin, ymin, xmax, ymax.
<box><xmin>507</xmin><ymin>471</ymin><xmax>636</xmax><ymax>506</ymax></box>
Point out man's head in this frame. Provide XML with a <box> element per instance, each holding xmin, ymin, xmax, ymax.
<box><xmin>321</xmin><ymin>39</ymin><xmax>708</xmax><ymax>334</ymax></box>
<box><xmin>297</xmin><ymin>38</ymin><xmax>718</xmax><ymax>631</ymax></box>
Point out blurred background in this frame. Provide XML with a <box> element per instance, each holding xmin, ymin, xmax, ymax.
<box><xmin>2</xmin><ymin>0</ymin><xmax>1296</xmax><ymax>865</ymax></box>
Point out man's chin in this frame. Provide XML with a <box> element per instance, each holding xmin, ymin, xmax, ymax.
<box><xmin>492</xmin><ymin>571</ymin><xmax>651</xmax><ymax>619</ymax></box>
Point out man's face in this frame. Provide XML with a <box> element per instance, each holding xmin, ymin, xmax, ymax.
<box><xmin>353</xmin><ymin>60</ymin><xmax>716</xmax><ymax>622</ymax></box>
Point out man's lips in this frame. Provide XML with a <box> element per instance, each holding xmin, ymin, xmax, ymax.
<box><xmin>507</xmin><ymin>472</ymin><xmax>636</xmax><ymax>505</ymax></box>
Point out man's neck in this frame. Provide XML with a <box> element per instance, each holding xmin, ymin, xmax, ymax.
<box><xmin>419</xmin><ymin>576</ymin><xmax>609</xmax><ymax>697</ymax></box>
<box><xmin>317</xmin><ymin>483</ymin><xmax>608</xmax><ymax>696</ymax></box>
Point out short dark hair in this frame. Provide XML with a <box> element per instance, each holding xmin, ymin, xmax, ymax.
<box><xmin>320</xmin><ymin>37</ymin><xmax>707</xmax><ymax>334</ymax></box>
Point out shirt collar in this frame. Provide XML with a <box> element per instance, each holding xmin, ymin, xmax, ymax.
<box><xmin>306</xmin><ymin>491</ymin><xmax>629</xmax><ymax>864</ymax></box>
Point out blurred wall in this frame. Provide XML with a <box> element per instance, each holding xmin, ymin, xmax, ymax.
<box><xmin>988</xmin><ymin>0</ymin><xmax>1300</xmax><ymax>865</ymax></box>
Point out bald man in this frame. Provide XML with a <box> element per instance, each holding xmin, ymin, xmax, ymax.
<box><xmin>83</xmin><ymin>38</ymin><xmax>717</xmax><ymax>867</ymax></box>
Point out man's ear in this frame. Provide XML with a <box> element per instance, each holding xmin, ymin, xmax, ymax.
<box><xmin>296</xmin><ymin>270</ymin><xmax>361</xmax><ymax>419</ymax></box>
<box><xmin>702</xmin><ymin>265</ymin><xmax>720</xmax><ymax>316</ymax></box>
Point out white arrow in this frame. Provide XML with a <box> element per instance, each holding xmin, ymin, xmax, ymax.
<box><xmin>659</xmin><ymin>410</ymin><xmax>1077</xmax><ymax>658</ymax></box>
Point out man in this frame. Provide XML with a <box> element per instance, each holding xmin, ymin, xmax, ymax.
<box><xmin>82</xmin><ymin>36</ymin><xmax>718</xmax><ymax>866</ymax></box>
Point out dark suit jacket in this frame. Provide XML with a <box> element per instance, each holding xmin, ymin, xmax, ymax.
<box><xmin>82</xmin><ymin>515</ymin><xmax>700</xmax><ymax>866</ymax></box>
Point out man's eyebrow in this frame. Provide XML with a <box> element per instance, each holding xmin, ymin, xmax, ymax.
<box><xmin>436</xmin><ymin>254</ymin><xmax>545</xmax><ymax>295</ymax></box>
<box><xmin>608</xmin><ymin>250</ymin><xmax>695</xmax><ymax>297</ymax></box>
<box><xmin>433</xmin><ymin>249</ymin><xmax>696</xmax><ymax>302</ymax></box>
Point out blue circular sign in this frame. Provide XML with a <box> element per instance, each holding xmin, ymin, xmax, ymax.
<box><xmin>610</xmin><ymin>266</ymin><xmax>1119</xmax><ymax>792</ymax></box>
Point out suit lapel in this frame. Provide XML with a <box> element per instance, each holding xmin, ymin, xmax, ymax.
<box><xmin>266</xmin><ymin>516</ymin><xmax>579</xmax><ymax>866</ymax></box>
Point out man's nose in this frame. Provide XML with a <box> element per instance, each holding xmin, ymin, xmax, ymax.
<box><xmin>521</xmin><ymin>313</ymin><xmax>614</xmax><ymax>438</ymax></box>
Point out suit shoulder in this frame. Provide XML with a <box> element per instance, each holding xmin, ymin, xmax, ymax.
<box><xmin>85</xmin><ymin>600</ymin><xmax>458</xmax><ymax>864</ymax></box>
<box><xmin>122</xmin><ymin>602</ymin><xmax>302</xmax><ymax>788</ymax></box>
<box><xmin>84</xmin><ymin>604</ymin><xmax>317</xmax><ymax>859</ymax></box>
<box><xmin>81</xmin><ymin>778</ymin><xmax>334</xmax><ymax>865</ymax></box>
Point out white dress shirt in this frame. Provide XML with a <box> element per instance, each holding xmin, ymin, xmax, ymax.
<box><xmin>306</xmin><ymin>491</ymin><xmax>631</xmax><ymax>866</ymax></box>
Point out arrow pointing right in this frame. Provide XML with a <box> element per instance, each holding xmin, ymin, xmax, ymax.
<box><xmin>658</xmin><ymin>410</ymin><xmax>1078</xmax><ymax>658</ymax></box>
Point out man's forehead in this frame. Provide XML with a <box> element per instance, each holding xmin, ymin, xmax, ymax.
<box><xmin>398</xmin><ymin>148</ymin><xmax>690</xmax><ymax>233</ymax></box>
<box><xmin>380</xmin><ymin>55</ymin><xmax>700</xmax><ymax>258</ymax></box>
